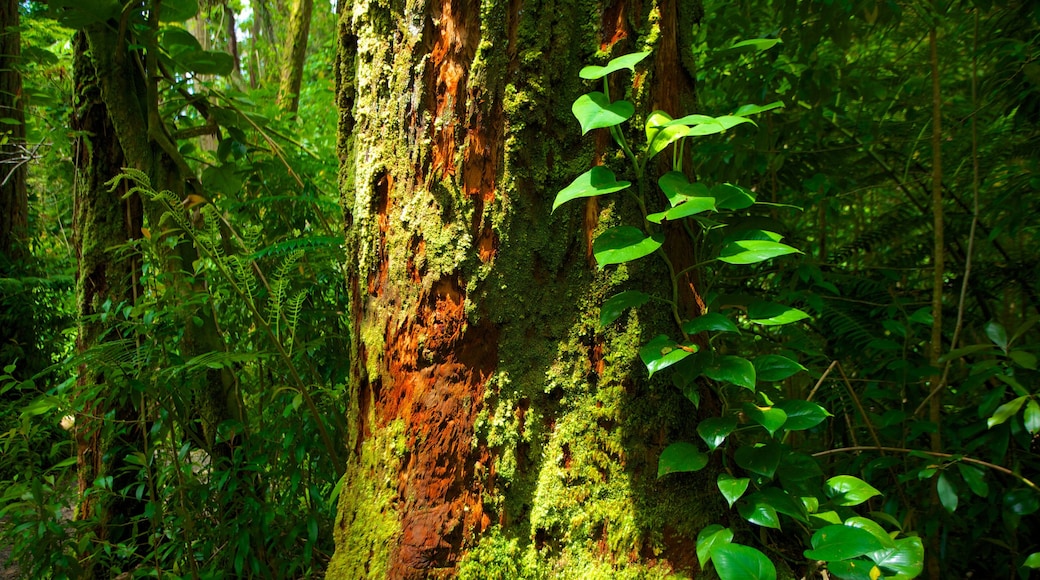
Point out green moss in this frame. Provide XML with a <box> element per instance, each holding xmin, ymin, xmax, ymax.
<box><xmin>325</xmin><ymin>418</ymin><xmax>406</xmax><ymax>579</ymax></box>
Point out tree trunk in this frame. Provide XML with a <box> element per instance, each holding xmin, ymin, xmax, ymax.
<box><xmin>277</xmin><ymin>0</ymin><xmax>314</xmax><ymax>115</ymax></box>
<box><xmin>0</xmin><ymin>0</ymin><xmax>27</xmax><ymax>260</ymax></box>
<box><xmin>328</xmin><ymin>0</ymin><xmax>713</xmax><ymax>578</ymax></box>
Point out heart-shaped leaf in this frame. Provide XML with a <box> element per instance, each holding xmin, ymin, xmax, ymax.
<box><xmin>738</xmin><ymin>495</ymin><xmax>781</xmax><ymax>529</ymax></box>
<box><xmin>719</xmin><ymin>239</ymin><xmax>801</xmax><ymax>265</ymax></box>
<box><xmin>161</xmin><ymin>0</ymin><xmax>200</xmax><ymax>21</ymax></box>
<box><xmin>699</xmin><ymin>416</ymin><xmax>738</xmax><ymax>451</ymax></box>
<box><xmin>645</xmin><ymin>111</ymin><xmax>689</xmax><ymax>161</ymax></box>
<box><xmin>600</xmin><ymin>290</ymin><xmax>651</xmax><ymax>327</ymax></box>
<box><xmin>579</xmin><ymin>51</ymin><xmax>652</xmax><ymax>79</ymax></box>
<box><xmin>775</xmin><ymin>400</ymin><xmax>830</xmax><ymax>431</ymax></box>
<box><xmin>177</xmin><ymin>49</ymin><xmax>235</xmax><ymax>76</ymax></box>
<box><xmin>697</xmin><ymin>525</ymin><xmax>734</xmax><ymax>568</ymax></box>
<box><xmin>754</xmin><ymin>354</ymin><xmax>807</xmax><ymax>382</ymax></box>
<box><xmin>712</xmin><ymin>183</ymin><xmax>756</xmax><ymax>210</ymax></box>
<box><xmin>658</xmin><ymin>441</ymin><xmax>708</xmax><ymax>477</ymax></box>
<box><xmin>748</xmin><ymin>302</ymin><xmax>811</xmax><ymax>326</ymax></box>
<box><xmin>705</xmin><ymin>355</ymin><xmax>756</xmax><ymax>390</ymax></box>
<box><xmin>844</xmin><ymin>517</ymin><xmax>896</xmax><ymax>549</ymax></box>
<box><xmin>735</xmin><ymin>441</ymin><xmax>782</xmax><ymax>479</ymax></box>
<box><xmin>754</xmin><ymin>487</ymin><xmax>809</xmax><ymax>522</ymax></box>
<box><xmin>683</xmin><ymin>312</ymin><xmax>739</xmax><ymax>335</ymax></box>
<box><xmin>639</xmin><ymin>334</ymin><xmax>696</xmax><ymax>377</ymax></box>
<box><xmin>552</xmin><ymin>166</ymin><xmax>630</xmax><ymax>213</ymax></box>
<box><xmin>826</xmin><ymin>475</ymin><xmax>882</xmax><ymax>506</ymax></box>
<box><xmin>572</xmin><ymin>92</ymin><xmax>635</xmax><ymax>135</ymax></box>
<box><xmin>718</xmin><ymin>474</ymin><xmax>750</xmax><ymax>508</ymax></box>
<box><xmin>866</xmin><ymin>536</ymin><xmax>924</xmax><ymax>578</ymax></box>
<box><xmin>712</xmin><ymin>543</ymin><xmax>777</xmax><ymax>580</ymax></box>
<box><xmin>743</xmin><ymin>402</ymin><xmax>787</xmax><ymax>436</ymax></box>
<box><xmin>658</xmin><ymin>171</ymin><xmax>711</xmax><ymax>207</ymax></box>
<box><xmin>777</xmin><ymin>452</ymin><xmax>823</xmax><ymax>497</ymax></box>
<box><xmin>805</xmin><ymin>525</ymin><xmax>887</xmax><ymax>561</ymax></box>
<box><xmin>593</xmin><ymin>226</ymin><xmax>663</xmax><ymax>268</ymax></box>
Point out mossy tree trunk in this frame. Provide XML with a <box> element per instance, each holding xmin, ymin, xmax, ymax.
<box><xmin>328</xmin><ymin>0</ymin><xmax>714</xmax><ymax>578</ymax></box>
<box><xmin>0</xmin><ymin>0</ymin><xmax>27</xmax><ymax>260</ymax></box>
<box><xmin>277</xmin><ymin>0</ymin><xmax>314</xmax><ymax>115</ymax></box>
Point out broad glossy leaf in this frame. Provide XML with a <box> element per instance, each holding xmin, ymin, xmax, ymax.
<box><xmin>645</xmin><ymin>111</ymin><xmax>688</xmax><ymax>160</ymax></box>
<box><xmin>936</xmin><ymin>473</ymin><xmax>958</xmax><ymax>513</ymax></box>
<box><xmin>683</xmin><ymin>312</ymin><xmax>739</xmax><ymax>335</ymax></box>
<box><xmin>705</xmin><ymin>356</ymin><xmax>756</xmax><ymax>390</ymax></box>
<box><xmin>47</xmin><ymin>0</ymin><xmax>120</xmax><ymax>27</ymax></box>
<box><xmin>867</xmin><ymin>536</ymin><xmax>924</xmax><ymax>578</ymax></box>
<box><xmin>1024</xmin><ymin>399</ymin><xmax>1040</xmax><ymax>434</ymax></box>
<box><xmin>712</xmin><ymin>183</ymin><xmax>756</xmax><ymax>210</ymax></box>
<box><xmin>712</xmin><ymin>543</ymin><xmax>777</xmax><ymax>580</ymax></box>
<box><xmin>735</xmin><ymin>441</ymin><xmax>782</xmax><ymax>478</ymax></box>
<box><xmin>552</xmin><ymin>166</ymin><xmax>630</xmax><ymax>213</ymax></box>
<box><xmin>572</xmin><ymin>92</ymin><xmax>635</xmax><ymax>135</ymax></box>
<box><xmin>748</xmin><ymin>302</ymin><xmax>811</xmax><ymax>326</ymax></box>
<box><xmin>777</xmin><ymin>452</ymin><xmax>823</xmax><ymax>496</ymax></box>
<box><xmin>160</xmin><ymin>0</ymin><xmax>200</xmax><ymax>21</ymax></box>
<box><xmin>658</xmin><ymin>441</ymin><xmax>708</xmax><ymax>477</ymax></box>
<box><xmin>754</xmin><ymin>487</ymin><xmax>809</xmax><ymax>522</ymax></box>
<box><xmin>647</xmin><ymin>196</ymin><xmax>716</xmax><ymax>223</ymax></box>
<box><xmin>696</xmin><ymin>525</ymin><xmax>733</xmax><ymax>568</ymax></box>
<box><xmin>987</xmin><ymin>395</ymin><xmax>1027</xmax><ymax>428</ymax></box>
<box><xmin>719</xmin><ymin>240</ymin><xmax>801</xmax><ymax>265</ymax></box>
<box><xmin>985</xmin><ymin>321</ymin><xmax>1009</xmax><ymax>351</ymax></box>
<box><xmin>826</xmin><ymin>559</ymin><xmax>882</xmax><ymax>580</ymax></box>
<box><xmin>729</xmin><ymin>38</ymin><xmax>782</xmax><ymax>52</ymax></box>
<box><xmin>844</xmin><ymin>517</ymin><xmax>896</xmax><ymax>549</ymax></box>
<box><xmin>956</xmin><ymin>463</ymin><xmax>989</xmax><ymax>498</ymax></box>
<box><xmin>826</xmin><ymin>475</ymin><xmax>882</xmax><ymax>506</ymax></box>
<box><xmin>775</xmin><ymin>400</ymin><xmax>830</xmax><ymax>431</ymax></box>
<box><xmin>658</xmin><ymin>171</ymin><xmax>711</xmax><ymax>207</ymax></box>
<box><xmin>178</xmin><ymin>49</ymin><xmax>235</xmax><ymax>76</ymax></box>
<box><xmin>579</xmin><ymin>51</ymin><xmax>651</xmax><ymax>79</ymax></box>
<box><xmin>738</xmin><ymin>495</ymin><xmax>781</xmax><ymax>529</ymax></box>
<box><xmin>639</xmin><ymin>334</ymin><xmax>696</xmax><ymax>377</ymax></box>
<box><xmin>160</xmin><ymin>27</ymin><xmax>203</xmax><ymax>55</ymax></box>
<box><xmin>805</xmin><ymin>525</ymin><xmax>886</xmax><ymax>561</ymax></box>
<box><xmin>600</xmin><ymin>290</ymin><xmax>651</xmax><ymax>328</ymax></box>
<box><xmin>1024</xmin><ymin>552</ymin><xmax>1040</xmax><ymax>569</ymax></box>
<box><xmin>1009</xmin><ymin>350</ymin><xmax>1038</xmax><ymax>370</ymax></box>
<box><xmin>718</xmin><ymin>474</ymin><xmax>750</xmax><ymax>508</ymax></box>
<box><xmin>754</xmin><ymin>354</ymin><xmax>807</xmax><ymax>382</ymax></box>
<box><xmin>743</xmin><ymin>402</ymin><xmax>787</xmax><ymax>436</ymax></box>
<box><xmin>1004</xmin><ymin>489</ymin><xmax>1039</xmax><ymax>516</ymax></box>
<box><xmin>593</xmin><ymin>227</ymin><xmax>663</xmax><ymax>268</ymax></box>
<box><xmin>699</xmin><ymin>416</ymin><xmax>738</xmax><ymax>451</ymax></box>
<box><xmin>666</xmin><ymin>114</ymin><xmax>719</xmax><ymax>126</ymax></box>
<box><xmin>733</xmin><ymin>101</ymin><xmax>785</xmax><ymax>116</ymax></box>
<box><xmin>683</xmin><ymin>120</ymin><xmax>729</xmax><ymax>137</ymax></box>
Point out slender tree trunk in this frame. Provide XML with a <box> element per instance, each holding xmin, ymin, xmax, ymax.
<box><xmin>277</xmin><ymin>0</ymin><xmax>314</xmax><ymax>115</ymax></box>
<box><xmin>328</xmin><ymin>0</ymin><xmax>714</xmax><ymax>577</ymax></box>
<box><xmin>0</xmin><ymin>0</ymin><xmax>27</xmax><ymax>259</ymax></box>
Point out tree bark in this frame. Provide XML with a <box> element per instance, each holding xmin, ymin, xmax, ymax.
<box><xmin>328</xmin><ymin>0</ymin><xmax>714</xmax><ymax>577</ymax></box>
<box><xmin>277</xmin><ymin>0</ymin><xmax>314</xmax><ymax>115</ymax></box>
<box><xmin>0</xmin><ymin>0</ymin><xmax>27</xmax><ymax>259</ymax></box>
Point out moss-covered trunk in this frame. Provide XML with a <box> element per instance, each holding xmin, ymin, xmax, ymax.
<box><xmin>277</xmin><ymin>0</ymin><xmax>314</xmax><ymax>114</ymax></box>
<box><xmin>329</xmin><ymin>0</ymin><xmax>712</xmax><ymax>578</ymax></box>
<box><xmin>0</xmin><ymin>0</ymin><xmax>27</xmax><ymax>260</ymax></box>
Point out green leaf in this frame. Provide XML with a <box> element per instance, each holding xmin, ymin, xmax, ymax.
<box><xmin>658</xmin><ymin>171</ymin><xmax>711</xmax><ymax>207</ymax></box>
<box><xmin>1023</xmin><ymin>552</ymin><xmax>1040</xmax><ymax>569</ymax></box>
<box><xmin>717</xmin><ymin>474</ymin><xmax>750</xmax><ymax>508</ymax></box>
<box><xmin>572</xmin><ymin>92</ymin><xmax>635</xmax><ymax>135</ymax></box>
<box><xmin>826</xmin><ymin>559</ymin><xmax>881</xmax><ymax>580</ymax></box>
<box><xmin>735</xmin><ymin>441</ymin><xmax>782</xmax><ymax>478</ymax></box>
<box><xmin>552</xmin><ymin>166</ymin><xmax>631</xmax><ymax>213</ymax></box>
<box><xmin>867</xmin><ymin>536</ymin><xmax>924</xmax><ymax>578</ymax></box>
<box><xmin>729</xmin><ymin>38</ymin><xmax>782</xmax><ymax>52</ymax></box>
<box><xmin>987</xmin><ymin>395</ymin><xmax>1028</xmax><ymax>428</ymax></box>
<box><xmin>777</xmin><ymin>452</ymin><xmax>823</xmax><ymax>496</ymax></box>
<box><xmin>1024</xmin><ymin>399</ymin><xmax>1040</xmax><ymax>434</ymax></box>
<box><xmin>753</xmin><ymin>355</ymin><xmax>807</xmax><ymax>382</ymax></box>
<box><xmin>1009</xmin><ymin>350</ymin><xmax>1038</xmax><ymax>370</ymax></box>
<box><xmin>985</xmin><ymin>321</ymin><xmax>1009</xmax><ymax>351</ymax></box>
<box><xmin>939</xmin><ymin>343</ymin><xmax>996</xmax><ymax>362</ymax></box>
<box><xmin>826</xmin><ymin>475</ymin><xmax>882</xmax><ymax>506</ymax></box>
<box><xmin>996</xmin><ymin>374</ymin><xmax>1031</xmax><ymax>397</ymax></box>
<box><xmin>712</xmin><ymin>183</ymin><xmax>756</xmax><ymax>210</ymax></box>
<box><xmin>696</xmin><ymin>525</ymin><xmax>733</xmax><ymax>568</ymax></box>
<box><xmin>658</xmin><ymin>441</ymin><xmax>709</xmax><ymax>477</ymax></box>
<box><xmin>593</xmin><ymin>227</ymin><xmax>663</xmax><ymax>268</ymax></box>
<box><xmin>775</xmin><ymin>400</ymin><xmax>830</xmax><ymax>431</ymax></box>
<box><xmin>732</xmin><ymin>102</ymin><xmax>785</xmax><ymax>116</ymax></box>
<box><xmin>754</xmin><ymin>487</ymin><xmax>809</xmax><ymax>522</ymax></box>
<box><xmin>804</xmin><ymin>525</ymin><xmax>886</xmax><ymax>561</ymax></box>
<box><xmin>743</xmin><ymin>403</ymin><xmax>787</xmax><ymax>436</ymax></box>
<box><xmin>20</xmin><ymin>396</ymin><xmax>60</xmax><ymax>418</ymax></box>
<box><xmin>160</xmin><ymin>0</ymin><xmax>200</xmax><ymax>21</ymax></box>
<box><xmin>579</xmin><ymin>51</ymin><xmax>652</xmax><ymax>79</ymax></box>
<box><xmin>178</xmin><ymin>49</ymin><xmax>236</xmax><ymax>76</ymax></box>
<box><xmin>719</xmin><ymin>240</ymin><xmax>801</xmax><ymax>265</ymax></box>
<box><xmin>639</xmin><ymin>335</ymin><xmax>696</xmax><ymax>377</ymax></box>
<box><xmin>645</xmin><ymin>111</ymin><xmax>688</xmax><ymax>161</ymax></box>
<box><xmin>738</xmin><ymin>495</ymin><xmax>781</xmax><ymax>529</ymax></box>
<box><xmin>600</xmin><ymin>291</ymin><xmax>651</xmax><ymax>327</ymax></box>
<box><xmin>705</xmin><ymin>356</ymin><xmax>756</xmax><ymax>390</ymax></box>
<box><xmin>956</xmin><ymin>463</ymin><xmax>989</xmax><ymax>498</ymax></box>
<box><xmin>647</xmin><ymin>196</ymin><xmax>716</xmax><ymax>223</ymax></box>
<box><xmin>748</xmin><ymin>302</ymin><xmax>811</xmax><ymax>326</ymax></box>
<box><xmin>1004</xmin><ymin>489</ymin><xmax>1040</xmax><ymax>516</ymax></box>
<box><xmin>844</xmin><ymin>517</ymin><xmax>896</xmax><ymax>549</ymax></box>
<box><xmin>161</xmin><ymin>27</ymin><xmax>203</xmax><ymax>55</ymax></box>
<box><xmin>936</xmin><ymin>473</ymin><xmax>958</xmax><ymax>513</ymax></box>
<box><xmin>699</xmin><ymin>416</ymin><xmax>738</xmax><ymax>451</ymax></box>
<box><xmin>683</xmin><ymin>313</ymin><xmax>739</xmax><ymax>335</ymax></box>
<box><xmin>712</xmin><ymin>543</ymin><xmax>777</xmax><ymax>580</ymax></box>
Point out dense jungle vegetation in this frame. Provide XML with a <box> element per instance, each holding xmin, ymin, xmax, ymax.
<box><xmin>1</xmin><ymin>0</ymin><xmax>1038</xmax><ymax>578</ymax></box>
